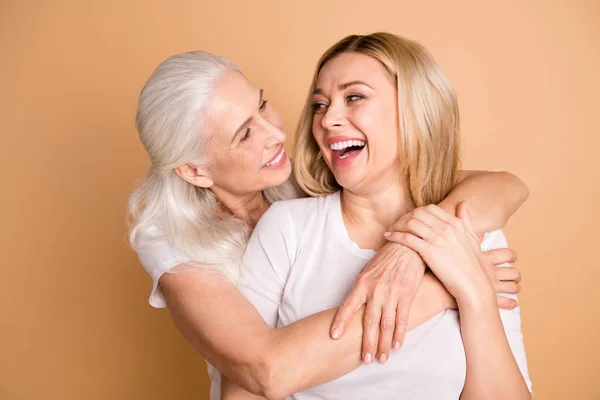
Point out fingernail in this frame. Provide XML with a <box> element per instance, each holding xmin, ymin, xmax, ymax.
<box><xmin>379</xmin><ymin>353</ymin><xmax>388</xmax><ymax>364</ymax></box>
<box><xmin>393</xmin><ymin>341</ymin><xmax>400</xmax><ymax>350</ymax></box>
<box><xmin>364</xmin><ymin>353</ymin><xmax>373</xmax><ymax>364</ymax></box>
<box><xmin>331</xmin><ymin>327</ymin><xmax>340</xmax><ymax>339</ymax></box>
<box><xmin>384</xmin><ymin>232</ymin><xmax>391</xmax><ymax>237</ymax></box>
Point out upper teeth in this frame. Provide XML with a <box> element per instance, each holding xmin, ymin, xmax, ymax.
<box><xmin>265</xmin><ymin>148</ymin><xmax>285</xmax><ymax>167</ymax></box>
<box><xmin>330</xmin><ymin>140</ymin><xmax>366</xmax><ymax>150</ymax></box>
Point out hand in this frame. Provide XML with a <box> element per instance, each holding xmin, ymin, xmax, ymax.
<box><xmin>330</xmin><ymin>242</ymin><xmax>426</xmax><ymax>364</ymax></box>
<box><xmin>484</xmin><ymin>248</ymin><xmax>522</xmax><ymax>309</ymax></box>
<box><xmin>383</xmin><ymin>202</ymin><xmax>494</xmax><ymax>304</ymax></box>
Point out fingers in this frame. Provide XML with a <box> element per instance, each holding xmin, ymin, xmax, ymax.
<box><xmin>456</xmin><ymin>201</ymin><xmax>475</xmax><ymax>235</ymax></box>
<box><xmin>376</xmin><ymin>302</ymin><xmax>397</xmax><ymax>364</ymax></box>
<box><xmin>389</xmin><ymin>217</ymin><xmax>437</xmax><ymax>241</ymax></box>
<box><xmin>384</xmin><ymin>231</ymin><xmax>428</xmax><ymax>254</ymax></box>
<box><xmin>331</xmin><ymin>288</ymin><xmax>366</xmax><ymax>339</ymax></box>
<box><xmin>392</xmin><ymin>298</ymin><xmax>411</xmax><ymax>351</ymax></box>
<box><xmin>493</xmin><ymin>266</ymin><xmax>522</xmax><ymax>283</ymax></box>
<box><xmin>419</xmin><ymin>204</ymin><xmax>457</xmax><ymax>225</ymax></box>
<box><xmin>495</xmin><ymin>280</ymin><xmax>522</xmax><ymax>294</ymax></box>
<box><xmin>485</xmin><ymin>248</ymin><xmax>518</xmax><ymax>266</ymax></box>
<box><xmin>497</xmin><ymin>295</ymin><xmax>519</xmax><ymax>309</ymax></box>
<box><xmin>362</xmin><ymin>298</ymin><xmax>381</xmax><ymax>365</ymax></box>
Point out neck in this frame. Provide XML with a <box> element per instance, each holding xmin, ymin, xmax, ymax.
<box><xmin>341</xmin><ymin>180</ymin><xmax>415</xmax><ymax>234</ymax></box>
<box><xmin>212</xmin><ymin>188</ymin><xmax>268</xmax><ymax>228</ymax></box>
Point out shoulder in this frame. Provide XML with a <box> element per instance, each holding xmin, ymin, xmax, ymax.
<box><xmin>269</xmin><ymin>191</ymin><xmax>339</xmax><ymax>221</ymax></box>
<box><xmin>135</xmin><ymin>225</ymin><xmax>191</xmax><ymax>274</ymax></box>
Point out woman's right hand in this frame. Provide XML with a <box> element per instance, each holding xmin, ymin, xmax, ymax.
<box><xmin>382</xmin><ymin>202</ymin><xmax>495</xmax><ymax>305</ymax></box>
<box><xmin>429</xmin><ymin>251</ymin><xmax>522</xmax><ymax>311</ymax></box>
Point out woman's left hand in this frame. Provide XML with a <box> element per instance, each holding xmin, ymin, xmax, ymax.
<box><xmin>383</xmin><ymin>202</ymin><xmax>495</xmax><ymax>304</ymax></box>
<box><xmin>330</xmin><ymin>242</ymin><xmax>426</xmax><ymax>365</ymax></box>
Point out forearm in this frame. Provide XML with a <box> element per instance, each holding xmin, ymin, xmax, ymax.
<box><xmin>228</xmin><ymin>274</ymin><xmax>452</xmax><ymax>399</ymax></box>
<box><xmin>162</xmin><ymin>268</ymin><xmax>451</xmax><ymax>399</ymax></box>
<box><xmin>439</xmin><ymin>171</ymin><xmax>528</xmax><ymax>234</ymax></box>
<box><xmin>458</xmin><ymin>297</ymin><xmax>531</xmax><ymax>400</ymax></box>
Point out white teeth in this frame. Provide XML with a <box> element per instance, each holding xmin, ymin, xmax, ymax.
<box><xmin>265</xmin><ymin>148</ymin><xmax>285</xmax><ymax>167</ymax></box>
<box><xmin>329</xmin><ymin>139</ymin><xmax>366</xmax><ymax>150</ymax></box>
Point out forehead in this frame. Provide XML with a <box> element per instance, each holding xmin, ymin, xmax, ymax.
<box><xmin>205</xmin><ymin>70</ymin><xmax>258</xmax><ymax>143</ymax></box>
<box><xmin>316</xmin><ymin>52</ymin><xmax>392</xmax><ymax>89</ymax></box>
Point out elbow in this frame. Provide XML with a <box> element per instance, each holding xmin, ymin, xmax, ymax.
<box><xmin>255</xmin><ymin>357</ymin><xmax>288</xmax><ymax>400</ymax></box>
<box><xmin>501</xmin><ymin>170</ymin><xmax>530</xmax><ymax>204</ymax></box>
<box><xmin>235</xmin><ymin>353</ymin><xmax>287</xmax><ymax>400</ymax></box>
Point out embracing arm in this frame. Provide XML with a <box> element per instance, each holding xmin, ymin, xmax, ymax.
<box><xmin>439</xmin><ymin>170</ymin><xmax>529</xmax><ymax>235</ymax></box>
<box><xmin>161</xmin><ymin>268</ymin><xmax>449</xmax><ymax>400</ymax></box>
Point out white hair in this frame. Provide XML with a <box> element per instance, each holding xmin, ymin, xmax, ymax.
<box><xmin>128</xmin><ymin>51</ymin><xmax>300</xmax><ymax>286</ymax></box>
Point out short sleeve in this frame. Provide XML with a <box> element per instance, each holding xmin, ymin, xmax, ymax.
<box><xmin>135</xmin><ymin>227</ymin><xmax>192</xmax><ymax>308</ymax></box>
<box><xmin>240</xmin><ymin>202</ymin><xmax>296</xmax><ymax>328</ymax></box>
<box><xmin>481</xmin><ymin>229</ymin><xmax>533</xmax><ymax>393</ymax></box>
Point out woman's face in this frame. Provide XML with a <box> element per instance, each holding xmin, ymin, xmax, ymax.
<box><xmin>311</xmin><ymin>52</ymin><xmax>401</xmax><ymax>193</ymax></box>
<box><xmin>202</xmin><ymin>70</ymin><xmax>292</xmax><ymax>197</ymax></box>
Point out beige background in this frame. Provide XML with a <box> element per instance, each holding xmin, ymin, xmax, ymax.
<box><xmin>1</xmin><ymin>0</ymin><xmax>599</xmax><ymax>399</ymax></box>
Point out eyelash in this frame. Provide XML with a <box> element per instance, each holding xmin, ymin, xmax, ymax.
<box><xmin>241</xmin><ymin>127</ymin><xmax>252</xmax><ymax>142</ymax></box>
<box><xmin>260</xmin><ymin>99</ymin><xmax>268</xmax><ymax>111</ymax></box>
<box><xmin>311</xmin><ymin>94</ymin><xmax>365</xmax><ymax>112</ymax></box>
<box><xmin>240</xmin><ymin>100</ymin><xmax>268</xmax><ymax>143</ymax></box>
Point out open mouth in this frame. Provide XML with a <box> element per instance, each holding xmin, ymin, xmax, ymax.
<box><xmin>263</xmin><ymin>146</ymin><xmax>286</xmax><ymax>168</ymax></box>
<box><xmin>330</xmin><ymin>139</ymin><xmax>366</xmax><ymax>159</ymax></box>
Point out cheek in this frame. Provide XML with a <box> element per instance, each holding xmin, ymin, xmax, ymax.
<box><xmin>361</xmin><ymin>103</ymin><xmax>398</xmax><ymax>144</ymax></box>
<box><xmin>312</xmin><ymin>116</ymin><xmax>325</xmax><ymax>142</ymax></box>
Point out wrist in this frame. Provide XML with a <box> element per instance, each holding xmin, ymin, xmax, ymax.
<box><xmin>456</xmin><ymin>288</ymin><xmax>497</xmax><ymax>315</ymax></box>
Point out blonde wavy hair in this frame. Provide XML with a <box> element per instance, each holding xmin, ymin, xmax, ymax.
<box><xmin>128</xmin><ymin>51</ymin><xmax>299</xmax><ymax>286</ymax></box>
<box><xmin>293</xmin><ymin>32</ymin><xmax>461</xmax><ymax>206</ymax></box>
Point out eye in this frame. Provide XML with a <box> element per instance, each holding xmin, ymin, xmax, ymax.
<box><xmin>240</xmin><ymin>127</ymin><xmax>252</xmax><ymax>142</ymax></box>
<box><xmin>346</xmin><ymin>94</ymin><xmax>365</xmax><ymax>103</ymax></box>
<box><xmin>311</xmin><ymin>102</ymin><xmax>328</xmax><ymax>114</ymax></box>
<box><xmin>259</xmin><ymin>99</ymin><xmax>268</xmax><ymax>112</ymax></box>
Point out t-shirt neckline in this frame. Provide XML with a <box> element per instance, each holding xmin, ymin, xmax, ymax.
<box><xmin>330</xmin><ymin>191</ymin><xmax>377</xmax><ymax>260</ymax></box>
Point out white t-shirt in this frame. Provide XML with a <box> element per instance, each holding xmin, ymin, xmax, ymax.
<box><xmin>135</xmin><ymin>231</ymin><xmax>221</xmax><ymax>400</ymax></box>
<box><xmin>240</xmin><ymin>191</ymin><xmax>532</xmax><ymax>399</ymax></box>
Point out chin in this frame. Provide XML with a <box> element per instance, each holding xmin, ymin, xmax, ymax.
<box><xmin>265</xmin><ymin>162</ymin><xmax>292</xmax><ymax>189</ymax></box>
<box><xmin>333</xmin><ymin>173</ymin><xmax>363</xmax><ymax>192</ymax></box>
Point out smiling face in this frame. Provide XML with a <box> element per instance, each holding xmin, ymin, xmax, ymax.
<box><xmin>197</xmin><ymin>69</ymin><xmax>292</xmax><ymax>197</ymax></box>
<box><xmin>311</xmin><ymin>52</ymin><xmax>402</xmax><ymax>193</ymax></box>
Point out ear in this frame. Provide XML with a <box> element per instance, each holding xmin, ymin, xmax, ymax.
<box><xmin>174</xmin><ymin>163</ymin><xmax>214</xmax><ymax>188</ymax></box>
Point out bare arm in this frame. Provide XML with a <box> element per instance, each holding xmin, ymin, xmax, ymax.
<box><xmin>162</xmin><ymin>171</ymin><xmax>528</xmax><ymax>398</ymax></box>
<box><xmin>331</xmin><ymin>170</ymin><xmax>529</xmax><ymax>362</ymax></box>
<box><xmin>386</xmin><ymin>203</ymin><xmax>531</xmax><ymax>399</ymax></box>
<box><xmin>440</xmin><ymin>170</ymin><xmax>529</xmax><ymax>235</ymax></box>
<box><xmin>161</xmin><ymin>269</ymin><xmax>450</xmax><ymax>400</ymax></box>
<box><xmin>458</xmin><ymin>299</ymin><xmax>531</xmax><ymax>400</ymax></box>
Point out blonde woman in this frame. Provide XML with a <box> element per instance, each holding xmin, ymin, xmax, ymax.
<box><xmin>223</xmin><ymin>33</ymin><xmax>532</xmax><ymax>399</ymax></box>
<box><xmin>129</xmin><ymin>50</ymin><xmax>528</xmax><ymax>400</ymax></box>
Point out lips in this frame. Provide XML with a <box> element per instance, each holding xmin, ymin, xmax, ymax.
<box><xmin>326</xmin><ymin>136</ymin><xmax>366</xmax><ymax>166</ymax></box>
<box><xmin>262</xmin><ymin>145</ymin><xmax>286</xmax><ymax>169</ymax></box>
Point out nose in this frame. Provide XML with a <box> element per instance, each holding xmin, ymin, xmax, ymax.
<box><xmin>321</xmin><ymin>102</ymin><xmax>345</xmax><ymax>131</ymax></box>
<box><xmin>260</xmin><ymin>116</ymin><xmax>286</xmax><ymax>148</ymax></box>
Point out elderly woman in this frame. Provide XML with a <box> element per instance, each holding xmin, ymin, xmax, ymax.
<box><xmin>222</xmin><ymin>32</ymin><xmax>531</xmax><ymax>399</ymax></box>
<box><xmin>129</xmin><ymin>45</ymin><xmax>528</xmax><ymax>399</ymax></box>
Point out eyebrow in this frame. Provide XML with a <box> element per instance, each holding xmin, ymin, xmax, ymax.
<box><xmin>312</xmin><ymin>80</ymin><xmax>374</xmax><ymax>96</ymax></box>
<box><xmin>231</xmin><ymin>89</ymin><xmax>263</xmax><ymax>143</ymax></box>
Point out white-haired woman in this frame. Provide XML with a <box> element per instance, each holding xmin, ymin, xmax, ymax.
<box><xmin>129</xmin><ymin>49</ymin><xmax>528</xmax><ymax>400</ymax></box>
<box><xmin>222</xmin><ymin>33</ymin><xmax>531</xmax><ymax>399</ymax></box>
